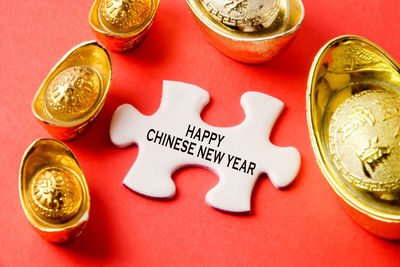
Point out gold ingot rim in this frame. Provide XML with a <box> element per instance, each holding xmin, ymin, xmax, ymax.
<box><xmin>32</xmin><ymin>41</ymin><xmax>112</xmax><ymax>131</ymax></box>
<box><xmin>186</xmin><ymin>0</ymin><xmax>304</xmax><ymax>42</ymax></box>
<box><xmin>307</xmin><ymin>35</ymin><xmax>400</xmax><ymax>238</ymax></box>
<box><xmin>19</xmin><ymin>138</ymin><xmax>90</xmax><ymax>244</ymax></box>
<box><xmin>89</xmin><ymin>0</ymin><xmax>160</xmax><ymax>38</ymax></box>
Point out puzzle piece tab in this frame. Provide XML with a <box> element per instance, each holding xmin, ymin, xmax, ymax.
<box><xmin>110</xmin><ymin>81</ymin><xmax>300</xmax><ymax>213</ymax></box>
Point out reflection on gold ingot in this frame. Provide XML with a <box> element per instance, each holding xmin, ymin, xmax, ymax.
<box><xmin>19</xmin><ymin>139</ymin><xmax>90</xmax><ymax>244</ymax></box>
<box><xmin>329</xmin><ymin>89</ymin><xmax>400</xmax><ymax>192</ymax></box>
<box><xmin>307</xmin><ymin>35</ymin><xmax>400</xmax><ymax>239</ymax></box>
<box><xmin>201</xmin><ymin>0</ymin><xmax>283</xmax><ymax>32</ymax></box>
<box><xmin>29</xmin><ymin>166</ymin><xmax>83</xmax><ymax>223</ymax></box>
<box><xmin>32</xmin><ymin>41</ymin><xmax>112</xmax><ymax>141</ymax></box>
<box><xmin>99</xmin><ymin>0</ymin><xmax>151</xmax><ymax>33</ymax></box>
<box><xmin>186</xmin><ymin>0</ymin><xmax>304</xmax><ymax>64</ymax></box>
<box><xmin>90</xmin><ymin>0</ymin><xmax>160</xmax><ymax>52</ymax></box>
<box><xmin>45</xmin><ymin>66</ymin><xmax>101</xmax><ymax>121</ymax></box>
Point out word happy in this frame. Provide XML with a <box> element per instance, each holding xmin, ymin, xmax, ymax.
<box><xmin>146</xmin><ymin>124</ymin><xmax>257</xmax><ymax>175</ymax></box>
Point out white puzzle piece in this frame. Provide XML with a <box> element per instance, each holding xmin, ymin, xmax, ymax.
<box><xmin>110</xmin><ymin>81</ymin><xmax>300</xmax><ymax>214</ymax></box>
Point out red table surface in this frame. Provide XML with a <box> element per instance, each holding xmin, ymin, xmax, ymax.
<box><xmin>2</xmin><ymin>1</ymin><xmax>400</xmax><ymax>266</ymax></box>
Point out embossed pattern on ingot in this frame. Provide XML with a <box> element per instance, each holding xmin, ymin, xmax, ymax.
<box><xmin>44</xmin><ymin>66</ymin><xmax>101</xmax><ymax>121</ymax></box>
<box><xmin>329</xmin><ymin>43</ymin><xmax>392</xmax><ymax>74</ymax></box>
<box><xmin>29</xmin><ymin>166</ymin><xmax>83</xmax><ymax>223</ymax></box>
<box><xmin>100</xmin><ymin>0</ymin><xmax>151</xmax><ymax>33</ymax></box>
<box><xmin>201</xmin><ymin>0</ymin><xmax>281</xmax><ymax>29</ymax></box>
<box><xmin>329</xmin><ymin>89</ymin><xmax>400</xmax><ymax>192</ymax></box>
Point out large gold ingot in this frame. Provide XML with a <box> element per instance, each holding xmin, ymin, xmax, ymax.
<box><xmin>19</xmin><ymin>139</ymin><xmax>90</xmax><ymax>244</ymax></box>
<box><xmin>186</xmin><ymin>0</ymin><xmax>304</xmax><ymax>64</ymax></box>
<box><xmin>307</xmin><ymin>35</ymin><xmax>400</xmax><ymax>239</ymax></box>
<box><xmin>32</xmin><ymin>41</ymin><xmax>112</xmax><ymax>141</ymax></box>
<box><xmin>89</xmin><ymin>0</ymin><xmax>160</xmax><ymax>52</ymax></box>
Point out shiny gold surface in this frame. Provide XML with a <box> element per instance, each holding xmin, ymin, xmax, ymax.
<box><xmin>100</xmin><ymin>0</ymin><xmax>151</xmax><ymax>33</ymax></box>
<box><xmin>201</xmin><ymin>0</ymin><xmax>285</xmax><ymax>32</ymax></box>
<box><xmin>89</xmin><ymin>0</ymin><xmax>159</xmax><ymax>52</ymax></box>
<box><xmin>45</xmin><ymin>66</ymin><xmax>101</xmax><ymax>121</ymax></box>
<box><xmin>186</xmin><ymin>0</ymin><xmax>303</xmax><ymax>64</ymax></box>
<box><xmin>19</xmin><ymin>139</ymin><xmax>90</xmax><ymax>244</ymax></box>
<box><xmin>307</xmin><ymin>35</ymin><xmax>400</xmax><ymax>239</ymax></box>
<box><xmin>329</xmin><ymin>89</ymin><xmax>400</xmax><ymax>192</ymax></box>
<box><xmin>32</xmin><ymin>41</ymin><xmax>112</xmax><ymax>140</ymax></box>
<box><xmin>29</xmin><ymin>166</ymin><xmax>83</xmax><ymax>222</ymax></box>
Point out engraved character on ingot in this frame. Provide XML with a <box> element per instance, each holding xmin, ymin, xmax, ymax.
<box><xmin>202</xmin><ymin>0</ymin><xmax>281</xmax><ymax>30</ymax></box>
<box><xmin>375</xmin><ymin>97</ymin><xmax>400</xmax><ymax>121</ymax></box>
<box><xmin>338</xmin><ymin>105</ymin><xmax>375</xmax><ymax>140</ymax></box>
<box><xmin>29</xmin><ymin>167</ymin><xmax>83</xmax><ymax>223</ymax></box>
<box><xmin>356</xmin><ymin>137</ymin><xmax>391</xmax><ymax>178</ymax></box>
<box><xmin>329</xmin><ymin>89</ymin><xmax>400</xmax><ymax>192</ymax></box>
<box><xmin>44</xmin><ymin>66</ymin><xmax>101</xmax><ymax>121</ymax></box>
<box><xmin>224</xmin><ymin>0</ymin><xmax>248</xmax><ymax>13</ymax></box>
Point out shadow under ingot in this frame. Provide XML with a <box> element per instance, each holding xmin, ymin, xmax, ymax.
<box><xmin>89</xmin><ymin>0</ymin><xmax>160</xmax><ymax>52</ymax></box>
<box><xmin>307</xmin><ymin>35</ymin><xmax>400</xmax><ymax>239</ymax></box>
<box><xmin>32</xmin><ymin>41</ymin><xmax>112</xmax><ymax>141</ymax></box>
<box><xmin>19</xmin><ymin>139</ymin><xmax>90</xmax><ymax>244</ymax></box>
<box><xmin>186</xmin><ymin>0</ymin><xmax>304</xmax><ymax>64</ymax></box>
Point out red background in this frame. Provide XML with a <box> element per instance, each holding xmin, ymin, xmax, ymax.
<box><xmin>2</xmin><ymin>0</ymin><xmax>400</xmax><ymax>266</ymax></box>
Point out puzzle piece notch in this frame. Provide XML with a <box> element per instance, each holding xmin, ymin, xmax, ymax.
<box><xmin>111</xmin><ymin>81</ymin><xmax>209</xmax><ymax>148</ymax></box>
<box><xmin>240</xmin><ymin>91</ymin><xmax>284</xmax><ymax>141</ymax></box>
<box><xmin>110</xmin><ymin>80</ymin><xmax>300</xmax><ymax>213</ymax></box>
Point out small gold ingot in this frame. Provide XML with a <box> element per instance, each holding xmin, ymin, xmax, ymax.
<box><xmin>307</xmin><ymin>35</ymin><xmax>400</xmax><ymax>239</ymax></box>
<box><xmin>186</xmin><ymin>0</ymin><xmax>304</xmax><ymax>64</ymax></box>
<box><xmin>89</xmin><ymin>0</ymin><xmax>160</xmax><ymax>52</ymax></box>
<box><xmin>32</xmin><ymin>41</ymin><xmax>112</xmax><ymax>141</ymax></box>
<box><xmin>19</xmin><ymin>139</ymin><xmax>90</xmax><ymax>244</ymax></box>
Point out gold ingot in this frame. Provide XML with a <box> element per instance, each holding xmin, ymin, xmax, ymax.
<box><xmin>32</xmin><ymin>41</ymin><xmax>112</xmax><ymax>140</ymax></box>
<box><xmin>89</xmin><ymin>0</ymin><xmax>160</xmax><ymax>52</ymax></box>
<box><xmin>307</xmin><ymin>35</ymin><xmax>400</xmax><ymax>239</ymax></box>
<box><xmin>186</xmin><ymin>0</ymin><xmax>304</xmax><ymax>64</ymax></box>
<box><xmin>19</xmin><ymin>139</ymin><xmax>90</xmax><ymax>244</ymax></box>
